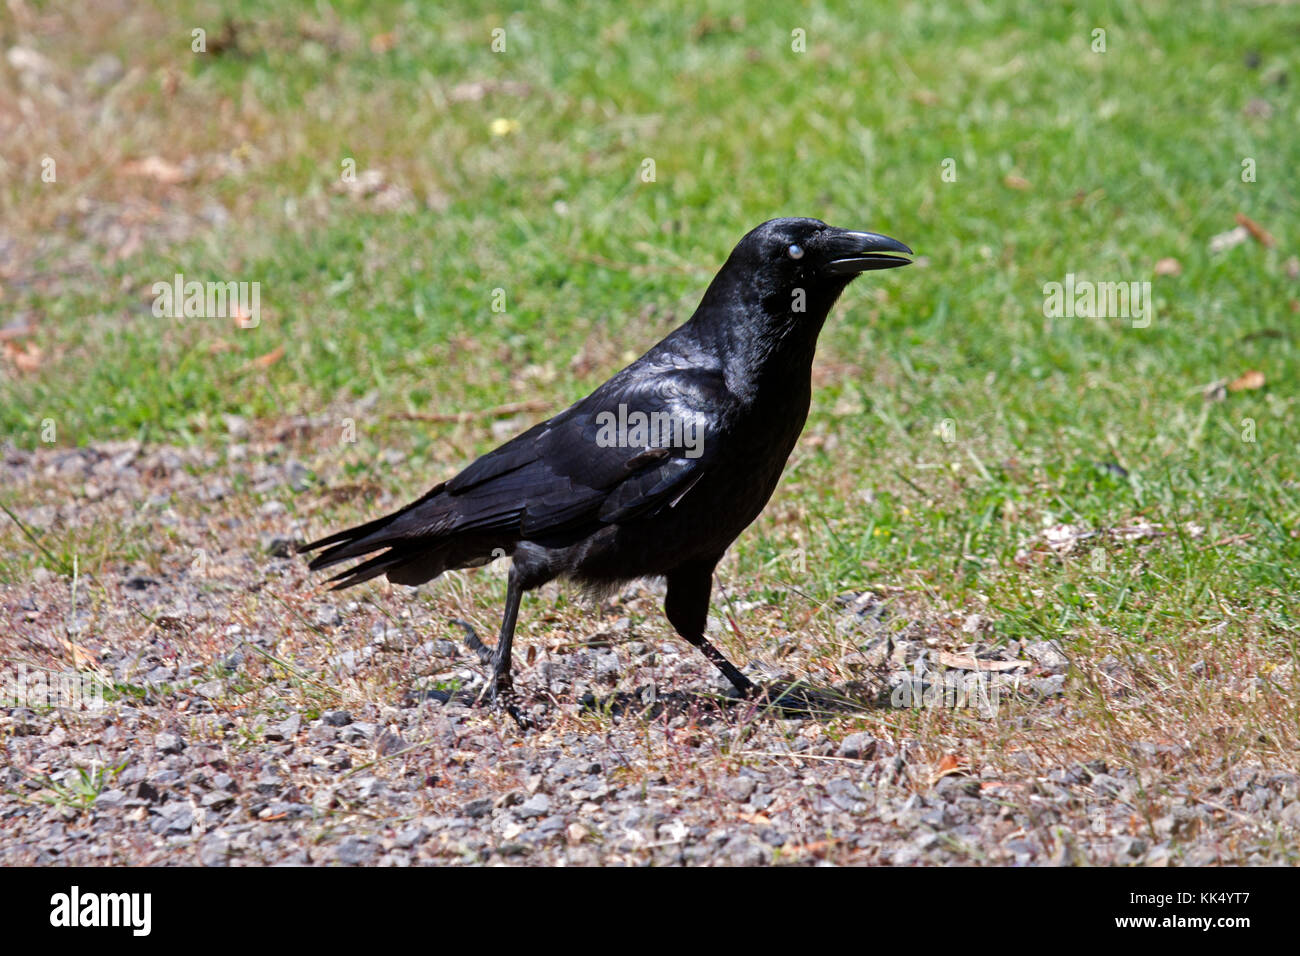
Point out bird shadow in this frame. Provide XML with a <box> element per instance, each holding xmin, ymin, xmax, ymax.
<box><xmin>406</xmin><ymin>678</ymin><xmax>889</xmax><ymax>726</ymax></box>
<box><xmin>581</xmin><ymin>679</ymin><xmax>889</xmax><ymax>723</ymax></box>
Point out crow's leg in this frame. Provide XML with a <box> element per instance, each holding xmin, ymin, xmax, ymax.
<box><xmin>665</xmin><ymin>563</ymin><xmax>756</xmax><ymax>697</ymax></box>
<box><xmin>467</xmin><ymin>566</ymin><xmax>530</xmax><ymax>728</ymax></box>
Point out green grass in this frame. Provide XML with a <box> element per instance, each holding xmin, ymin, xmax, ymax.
<box><xmin>2</xmin><ymin>0</ymin><xmax>1298</xmax><ymax>659</ymax></box>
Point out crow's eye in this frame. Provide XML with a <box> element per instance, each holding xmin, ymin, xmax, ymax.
<box><xmin>787</xmin><ymin>244</ymin><xmax>804</xmax><ymax>260</ymax></box>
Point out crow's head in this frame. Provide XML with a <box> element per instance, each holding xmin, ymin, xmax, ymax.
<box><xmin>732</xmin><ymin>217</ymin><xmax>913</xmax><ymax>288</ymax></box>
<box><xmin>694</xmin><ymin>218</ymin><xmax>912</xmax><ymax>362</ymax></box>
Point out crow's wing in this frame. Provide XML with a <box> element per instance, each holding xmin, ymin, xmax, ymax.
<box><xmin>301</xmin><ymin>363</ymin><xmax>734</xmax><ymax>585</ymax></box>
<box><xmin>444</xmin><ymin>364</ymin><xmax>728</xmax><ymax>537</ymax></box>
<box><xmin>373</xmin><ymin>363</ymin><xmax>732</xmax><ymax>546</ymax></box>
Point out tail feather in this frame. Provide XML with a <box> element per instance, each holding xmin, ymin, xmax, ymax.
<box><xmin>323</xmin><ymin>549</ymin><xmax>408</xmax><ymax>590</ymax></box>
<box><xmin>299</xmin><ymin>482</ymin><xmax>505</xmax><ymax>590</ymax></box>
<box><xmin>299</xmin><ymin>482</ymin><xmax>450</xmax><ymax>573</ymax></box>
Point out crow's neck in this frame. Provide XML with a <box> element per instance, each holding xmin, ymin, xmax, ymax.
<box><xmin>685</xmin><ymin>273</ymin><xmax>853</xmax><ymax>404</ymax></box>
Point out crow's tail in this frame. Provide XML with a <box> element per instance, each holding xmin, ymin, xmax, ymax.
<box><xmin>298</xmin><ymin>482</ymin><xmax>511</xmax><ymax>590</ymax></box>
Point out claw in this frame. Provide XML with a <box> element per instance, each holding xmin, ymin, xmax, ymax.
<box><xmin>452</xmin><ymin>618</ymin><xmax>493</xmax><ymax>665</ymax></box>
<box><xmin>477</xmin><ymin>677</ymin><xmax>533</xmax><ymax>730</ymax></box>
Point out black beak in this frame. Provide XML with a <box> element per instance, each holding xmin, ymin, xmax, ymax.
<box><xmin>823</xmin><ymin>230</ymin><xmax>914</xmax><ymax>274</ymax></box>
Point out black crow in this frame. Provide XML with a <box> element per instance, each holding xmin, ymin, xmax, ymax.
<box><xmin>301</xmin><ymin>218</ymin><xmax>912</xmax><ymax>722</ymax></box>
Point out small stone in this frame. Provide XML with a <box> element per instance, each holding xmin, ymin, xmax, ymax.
<box><xmin>83</xmin><ymin>53</ymin><xmax>124</xmax><ymax>89</ymax></box>
<box><xmin>222</xmin><ymin>414</ymin><xmax>250</xmax><ymax>439</ymax></box>
<box><xmin>135</xmin><ymin>781</ymin><xmax>162</xmax><ymax>804</ymax></box>
<box><xmin>340</xmin><ymin>721</ymin><xmax>375</xmax><ymax>744</ymax></box>
<box><xmin>836</xmin><ymin>733</ymin><xmax>878</xmax><ymax>760</ymax></box>
<box><xmin>394</xmin><ymin>826</ymin><xmax>426</xmax><ymax>849</ymax></box>
<box><xmin>336</xmin><ymin>837</ymin><xmax>376</xmax><ymax>865</ymax></box>
<box><xmin>722</xmin><ymin>776</ymin><xmax>757</xmax><ymax>802</ymax></box>
<box><xmin>722</xmin><ymin>833</ymin><xmax>768</xmax><ymax>866</ymax></box>
<box><xmin>461</xmin><ymin>797</ymin><xmax>493</xmax><ymax>819</ymax></box>
<box><xmin>286</xmin><ymin>460</ymin><xmax>313</xmax><ymax>492</ymax></box>
<box><xmin>266</xmin><ymin>714</ymin><xmax>301</xmax><ymax>741</ymax></box>
<box><xmin>1024</xmin><ymin>640</ymin><xmax>1070</xmax><ymax>673</ymax></box>
<box><xmin>198</xmin><ymin>835</ymin><xmax>229</xmax><ymax>867</ymax></box>
<box><xmin>154</xmin><ymin>732</ymin><xmax>185</xmax><ymax>754</ymax></box>
<box><xmin>516</xmin><ymin>794</ymin><xmax>552</xmax><ymax>819</ymax></box>
<box><xmin>323</xmin><ymin>709</ymin><xmax>352</xmax><ymax>727</ymax></box>
<box><xmin>1090</xmin><ymin>773</ymin><xmax>1122</xmax><ymax>797</ymax></box>
<box><xmin>1118</xmin><ymin>837</ymin><xmax>1147</xmax><ymax>859</ymax></box>
<box><xmin>93</xmin><ymin>789</ymin><xmax>126</xmax><ymax>809</ymax></box>
<box><xmin>1031</xmin><ymin>674</ymin><xmax>1066</xmax><ymax>697</ymax></box>
<box><xmin>193</xmin><ymin>680</ymin><xmax>224</xmax><ymax>699</ymax></box>
<box><xmin>1279</xmin><ymin>801</ymin><xmax>1300</xmax><ymax>829</ymax></box>
<box><xmin>201</xmin><ymin>791</ymin><xmax>235</xmax><ymax>810</ymax></box>
<box><xmin>161</xmin><ymin>804</ymin><xmax>195</xmax><ymax>833</ymax></box>
<box><xmin>314</xmin><ymin>606</ymin><xmax>342</xmax><ymax>629</ymax></box>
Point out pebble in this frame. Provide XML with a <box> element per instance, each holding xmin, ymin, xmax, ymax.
<box><xmin>516</xmin><ymin>794</ymin><xmax>552</xmax><ymax>819</ymax></box>
<box><xmin>336</xmin><ymin>837</ymin><xmax>377</xmax><ymax>865</ymax></box>
<box><xmin>836</xmin><ymin>733</ymin><xmax>877</xmax><ymax>760</ymax></box>
<box><xmin>155</xmin><ymin>732</ymin><xmax>185</xmax><ymax>755</ymax></box>
<box><xmin>1024</xmin><ymin>640</ymin><xmax>1070</xmax><ymax>672</ymax></box>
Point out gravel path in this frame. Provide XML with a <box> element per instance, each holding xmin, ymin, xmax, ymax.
<box><xmin>3</xmin><ymin>440</ymin><xmax>1297</xmax><ymax>865</ymax></box>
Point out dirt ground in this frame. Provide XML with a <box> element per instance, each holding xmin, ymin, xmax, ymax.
<box><xmin>3</xmin><ymin>437</ymin><xmax>1297</xmax><ymax>866</ymax></box>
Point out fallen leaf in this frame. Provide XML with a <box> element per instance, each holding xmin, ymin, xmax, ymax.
<box><xmin>1235</xmin><ymin>212</ymin><xmax>1276</xmax><ymax>247</ymax></box>
<box><xmin>1154</xmin><ymin>257</ymin><xmax>1182</xmax><ymax>276</ymax></box>
<box><xmin>369</xmin><ymin>31</ymin><xmax>397</xmax><ymax>53</ymax></box>
<box><xmin>783</xmin><ymin>839</ymin><xmax>840</xmax><ymax>857</ymax></box>
<box><xmin>929</xmin><ymin>753</ymin><xmax>969</xmax><ymax>787</ymax></box>
<box><xmin>252</xmin><ymin>345</ymin><xmax>284</xmax><ymax>368</ymax></box>
<box><xmin>2</xmin><ymin>340</ymin><xmax>42</xmax><ymax>371</ymax></box>
<box><xmin>1227</xmin><ymin>369</ymin><xmax>1265</xmax><ymax>392</ymax></box>
<box><xmin>119</xmin><ymin>155</ymin><xmax>188</xmax><ymax>185</ymax></box>
<box><xmin>231</xmin><ymin>304</ymin><xmax>256</xmax><ymax>329</ymax></box>
<box><xmin>62</xmin><ymin>639</ymin><xmax>97</xmax><ymax>669</ymax></box>
<box><xmin>1003</xmin><ymin>173</ymin><xmax>1031</xmax><ymax>190</ymax></box>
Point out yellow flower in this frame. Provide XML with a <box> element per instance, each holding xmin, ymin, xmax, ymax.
<box><xmin>490</xmin><ymin>118</ymin><xmax>520</xmax><ymax>137</ymax></box>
